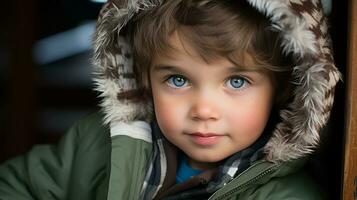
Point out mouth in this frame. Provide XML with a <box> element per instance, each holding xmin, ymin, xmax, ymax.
<box><xmin>188</xmin><ymin>132</ymin><xmax>224</xmax><ymax>146</ymax></box>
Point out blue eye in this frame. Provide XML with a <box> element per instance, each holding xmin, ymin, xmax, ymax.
<box><xmin>167</xmin><ymin>75</ymin><xmax>188</xmax><ymax>88</ymax></box>
<box><xmin>227</xmin><ymin>77</ymin><xmax>246</xmax><ymax>89</ymax></box>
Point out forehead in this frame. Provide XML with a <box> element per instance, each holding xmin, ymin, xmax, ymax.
<box><xmin>152</xmin><ymin>31</ymin><xmax>265</xmax><ymax>73</ymax></box>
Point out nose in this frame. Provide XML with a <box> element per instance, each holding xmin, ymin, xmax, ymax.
<box><xmin>189</xmin><ymin>92</ymin><xmax>221</xmax><ymax>121</ymax></box>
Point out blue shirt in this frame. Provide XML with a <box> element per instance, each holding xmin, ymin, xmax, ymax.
<box><xmin>176</xmin><ymin>156</ymin><xmax>204</xmax><ymax>184</ymax></box>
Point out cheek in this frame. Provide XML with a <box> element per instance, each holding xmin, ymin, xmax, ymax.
<box><xmin>153</xmin><ymin>93</ymin><xmax>185</xmax><ymax>135</ymax></box>
<box><xmin>227</xmin><ymin>97</ymin><xmax>272</xmax><ymax>137</ymax></box>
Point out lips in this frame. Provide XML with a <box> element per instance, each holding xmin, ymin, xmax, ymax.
<box><xmin>189</xmin><ymin>132</ymin><xmax>223</xmax><ymax>146</ymax></box>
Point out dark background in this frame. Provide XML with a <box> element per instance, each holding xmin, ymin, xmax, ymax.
<box><xmin>0</xmin><ymin>0</ymin><xmax>347</xmax><ymax>199</ymax></box>
<box><xmin>0</xmin><ymin>0</ymin><xmax>103</xmax><ymax>160</ymax></box>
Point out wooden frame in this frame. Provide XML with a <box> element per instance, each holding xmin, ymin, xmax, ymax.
<box><xmin>344</xmin><ymin>0</ymin><xmax>357</xmax><ymax>199</ymax></box>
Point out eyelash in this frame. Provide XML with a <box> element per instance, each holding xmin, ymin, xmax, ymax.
<box><xmin>163</xmin><ymin>74</ymin><xmax>251</xmax><ymax>90</ymax></box>
<box><xmin>164</xmin><ymin>75</ymin><xmax>189</xmax><ymax>89</ymax></box>
<box><xmin>225</xmin><ymin>75</ymin><xmax>250</xmax><ymax>90</ymax></box>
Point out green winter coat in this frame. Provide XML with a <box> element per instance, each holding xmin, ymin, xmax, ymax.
<box><xmin>0</xmin><ymin>113</ymin><xmax>325</xmax><ymax>199</ymax></box>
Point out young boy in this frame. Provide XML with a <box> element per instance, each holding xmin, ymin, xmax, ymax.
<box><xmin>0</xmin><ymin>0</ymin><xmax>341</xmax><ymax>199</ymax></box>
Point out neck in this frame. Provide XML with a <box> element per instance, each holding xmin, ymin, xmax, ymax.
<box><xmin>186</xmin><ymin>157</ymin><xmax>222</xmax><ymax>171</ymax></box>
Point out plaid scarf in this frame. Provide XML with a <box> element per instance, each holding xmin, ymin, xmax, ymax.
<box><xmin>140</xmin><ymin>121</ymin><xmax>168</xmax><ymax>199</ymax></box>
<box><xmin>140</xmin><ymin>121</ymin><xmax>271</xmax><ymax>200</ymax></box>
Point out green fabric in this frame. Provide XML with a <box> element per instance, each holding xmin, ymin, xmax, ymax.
<box><xmin>0</xmin><ymin>112</ymin><xmax>110</xmax><ymax>200</ymax></box>
<box><xmin>107</xmin><ymin>135</ymin><xmax>152</xmax><ymax>199</ymax></box>
<box><xmin>209</xmin><ymin>159</ymin><xmax>326</xmax><ymax>199</ymax></box>
<box><xmin>0</xmin><ymin>112</ymin><xmax>325</xmax><ymax>199</ymax></box>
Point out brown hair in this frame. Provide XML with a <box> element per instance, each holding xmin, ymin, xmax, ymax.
<box><xmin>128</xmin><ymin>0</ymin><xmax>293</xmax><ymax>108</ymax></box>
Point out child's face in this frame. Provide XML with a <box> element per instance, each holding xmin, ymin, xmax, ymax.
<box><xmin>150</xmin><ymin>33</ymin><xmax>275</xmax><ymax>170</ymax></box>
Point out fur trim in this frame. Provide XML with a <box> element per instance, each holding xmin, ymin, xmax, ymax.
<box><xmin>247</xmin><ymin>0</ymin><xmax>341</xmax><ymax>162</ymax></box>
<box><xmin>92</xmin><ymin>0</ymin><xmax>341</xmax><ymax>163</ymax></box>
<box><xmin>92</xmin><ymin>2</ymin><xmax>158</xmax><ymax>125</ymax></box>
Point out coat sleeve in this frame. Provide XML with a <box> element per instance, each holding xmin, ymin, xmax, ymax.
<box><xmin>241</xmin><ymin>170</ymin><xmax>327</xmax><ymax>200</ymax></box>
<box><xmin>0</xmin><ymin>112</ymin><xmax>110</xmax><ymax>200</ymax></box>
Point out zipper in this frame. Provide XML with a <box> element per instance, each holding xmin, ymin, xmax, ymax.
<box><xmin>209</xmin><ymin>162</ymin><xmax>279</xmax><ymax>200</ymax></box>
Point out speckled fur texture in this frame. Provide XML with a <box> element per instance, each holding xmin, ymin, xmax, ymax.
<box><xmin>92</xmin><ymin>0</ymin><xmax>341</xmax><ymax>163</ymax></box>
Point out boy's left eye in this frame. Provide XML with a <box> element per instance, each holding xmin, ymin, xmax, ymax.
<box><xmin>226</xmin><ymin>77</ymin><xmax>247</xmax><ymax>90</ymax></box>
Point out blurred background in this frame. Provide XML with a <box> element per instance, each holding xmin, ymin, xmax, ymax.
<box><xmin>0</xmin><ymin>0</ymin><xmax>104</xmax><ymax>161</ymax></box>
<box><xmin>0</xmin><ymin>0</ymin><xmax>348</xmax><ymax>199</ymax></box>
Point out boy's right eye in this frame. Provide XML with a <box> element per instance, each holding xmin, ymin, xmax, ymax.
<box><xmin>166</xmin><ymin>75</ymin><xmax>188</xmax><ymax>88</ymax></box>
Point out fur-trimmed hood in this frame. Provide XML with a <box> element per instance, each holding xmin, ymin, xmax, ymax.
<box><xmin>92</xmin><ymin>0</ymin><xmax>341</xmax><ymax>163</ymax></box>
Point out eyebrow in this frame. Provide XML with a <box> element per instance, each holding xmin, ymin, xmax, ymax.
<box><xmin>152</xmin><ymin>65</ymin><xmax>184</xmax><ymax>73</ymax></box>
<box><xmin>226</xmin><ymin>65</ymin><xmax>262</xmax><ymax>73</ymax></box>
<box><xmin>152</xmin><ymin>64</ymin><xmax>262</xmax><ymax>74</ymax></box>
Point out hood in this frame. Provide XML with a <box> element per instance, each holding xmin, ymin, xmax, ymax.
<box><xmin>92</xmin><ymin>0</ymin><xmax>341</xmax><ymax>163</ymax></box>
